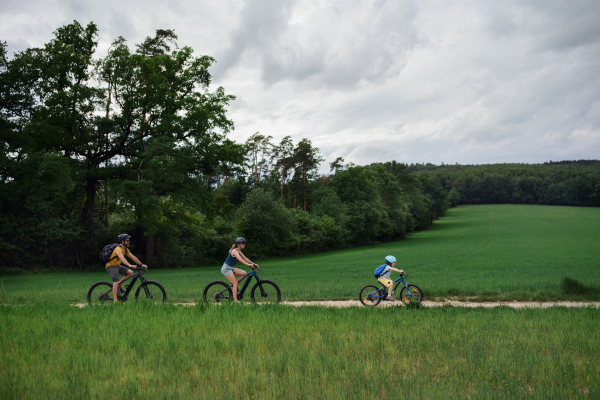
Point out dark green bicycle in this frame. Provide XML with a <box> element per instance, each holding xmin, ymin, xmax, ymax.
<box><xmin>203</xmin><ymin>266</ymin><xmax>281</xmax><ymax>304</ymax></box>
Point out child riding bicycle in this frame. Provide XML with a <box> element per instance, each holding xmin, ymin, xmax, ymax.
<box><xmin>374</xmin><ymin>255</ymin><xmax>405</xmax><ymax>301</ymax></box>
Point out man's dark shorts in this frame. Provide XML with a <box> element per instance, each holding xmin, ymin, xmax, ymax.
<box><xmin>106</xmin><ymin>266</ymin><xmax>132</xmax><ymax>282</ymax></box>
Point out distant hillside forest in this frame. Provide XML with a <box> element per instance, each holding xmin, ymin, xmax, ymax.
<box><xmin>406</xmin><ymin>160</ymin><xmax>600</xmax><ymax>207</ymax></box>
<box><xmin>1</xmin><ymin>22</ymin><xmax>599</xmax><ymax>270</ymax></box>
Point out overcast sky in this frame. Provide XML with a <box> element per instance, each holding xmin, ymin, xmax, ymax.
<box><xmin>2</xmin><ymin>0</ymin><xmax>599</xmax><ymax>172</ymax></box>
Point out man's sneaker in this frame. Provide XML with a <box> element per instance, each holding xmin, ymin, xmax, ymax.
<box><xmin>386</xmin><ymin>296</ymin><xmax>396</xmax><ymax>302</ymax></box>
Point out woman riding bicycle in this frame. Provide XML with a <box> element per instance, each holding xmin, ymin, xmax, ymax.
<box><xmin>222</xmin><ymin>237</ymin><xmax>259</xmax><ymax>304</ymax></box>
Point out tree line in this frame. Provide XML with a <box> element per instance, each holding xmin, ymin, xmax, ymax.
<box><xmin>3</xmin><ymin>22</ymin><xmax>597</xmax><ymax>271</ymax></box>
<box><xmin>408</xmin><ymin>161</ymin><xmax>600</xmax><ymax>207</ymax></box>
<box><xmin>0</xmin><ymin>22</ymin><xmax>453</xmax><ymax>270</ymax></box>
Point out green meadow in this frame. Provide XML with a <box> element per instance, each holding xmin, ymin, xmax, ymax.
<box><xmin>2</xmin><ymin>205</ymin><xmax>600</xmax><ymax>399</ymax></box>
<box><xmin>1</xmin><ymin>205</ymin><xmax>599</xmax><ymax>304</ymax></box>
<box><xmin>1</xmin><ymin>304</ymin><xmax>599</xmax><ymax>399</ymax></box>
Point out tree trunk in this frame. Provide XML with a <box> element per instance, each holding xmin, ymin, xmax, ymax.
<box><xmin>280</xmin><ymin>163</ymin><xmax>286</xmax><ymax>197</ymax></box>
<box><xmin>105</xmin><ymin>180</ymin><xmax>109</xmax><ymax>228</ymax></box>
<box><xmin>84</xmin><ymin>177</ymin><xmax>98</xmax><ymax>229</ymax></box>
<box><xmin>303</xmin><ymin>165</ymin><xmax>307</xmax><ymax>212</ymax></box>
<box><xmin>146</xmin><ymin>234</ymin><xmax>155</xmax><ymax>263</ymax></box>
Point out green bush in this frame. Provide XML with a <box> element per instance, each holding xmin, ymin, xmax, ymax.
<box><xmin>561</xmin><ymin>277</ymin><xmax>600</xmax><ymax>295</ymax></box>
<box><xmin>234</xmin><ymin>189</ymin><xmax>294</xmax><ymax>257</ymax></box>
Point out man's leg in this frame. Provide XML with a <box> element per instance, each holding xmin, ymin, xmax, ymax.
<box><xmin>106</xmin><ymin>267</ymin><xmax>121</xmax><ymax>303</ymax></box>
<box><xmin>112</xmin><ymin>282</ymin><xmax>119</xmax><ymax>303</ymax></box>
<box><xmin>117</xmin><ymin>269</ymin><xmax>134</xmax><ymax>287</ymax></box>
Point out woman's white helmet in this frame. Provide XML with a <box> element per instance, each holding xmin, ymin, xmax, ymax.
<box><xmin>384</xmin><ymin>255</ymin><xmax>396</xmax><ymax>265</ymax></box>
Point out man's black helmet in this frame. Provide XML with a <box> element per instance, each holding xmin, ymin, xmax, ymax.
<box><xmin>235</xmin><ymin>237</ymin><xmax>246</xmax><ymax>245</ymax></box>
<box><xmin>118</xmin><ymin>234</ymin><xmax>131</xmax><ymax>243</ymax></box>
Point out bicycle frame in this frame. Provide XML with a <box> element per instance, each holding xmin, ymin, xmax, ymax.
<box><xmin>221</xmin><ymin>270</ymin><xmax>259</xmax><ymax>300</ymax></box>
<box><xmin>117</xmin><ymin>269</ymin><xmax>148</xmax><ymax>300</ymax></box>
<box><xmin>371</xmin><ymin>275</ymin><xmax>411</xmax><ymax>299</ymax></box>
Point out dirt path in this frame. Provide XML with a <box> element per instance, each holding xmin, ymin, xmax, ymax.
<box><xmin>281</xmin><ymin>300</ymin><xmax>600</xmax><ymax>308</ymax></box>
<box><xmin>71</xmin><ymin>300</ymin><xmax>600</xmax><ymax>308</ymax></box>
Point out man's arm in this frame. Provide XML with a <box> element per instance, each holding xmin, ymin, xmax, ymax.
<box><xmin>127</xmin><ymin>254</ymin><xmax>146</xmax><ymax>268</ymax></box>
<box><xmin>117</xmin><ymin>253</ymin><xmax>134</xmax><ymax>268</ymax></box>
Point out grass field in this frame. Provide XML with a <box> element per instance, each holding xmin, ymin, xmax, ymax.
<box><xmin>1</xmin><ymin>303</ymin><xmax>599</xmax><ymax>399</ymax></box>
<box><xmin>1</xmin><ymin>205</ymin><xmax>599</xmax><ymax>304</ymax></box>
<box><xmin>2</xmin><ymin>205</ymin><xmax>600</xmax><ymax>399</ymax></box>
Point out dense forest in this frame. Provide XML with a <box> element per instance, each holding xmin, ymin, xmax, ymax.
<box><xmin>0</xmin><ymin>22</ymin><xmax>449</xmax><ymax>270</ymax></box>
<box><xmin>407</xmin><ymin>161</ymin><xmax>600</xmax><ymax>207</ymax></box>
<box><xmin>1</xmin><ymin>22</ymin><xmax>598</xmax><ymax>271</ymax></box>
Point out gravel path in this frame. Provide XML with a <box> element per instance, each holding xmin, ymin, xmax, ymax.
<box><xmin>70</xmin><ymin>300</ymin><xmax>600</xmax><ymax>308</ymax></box>
<box><xmin>281</xmin><ymin>300</ymin><xmax>600</xmax><ymax>308</ymax></box>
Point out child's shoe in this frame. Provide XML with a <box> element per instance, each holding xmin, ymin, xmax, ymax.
<box><xmin>386</xmin><ymin>296</ymin><xmax>396</xmax><ymax>302</ymax></box>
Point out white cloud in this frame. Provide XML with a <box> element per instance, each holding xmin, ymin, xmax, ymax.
<box><xmin>1</xmin><ymin>0</ymin><xmax>599</xmax><ymax>172</ymax></box>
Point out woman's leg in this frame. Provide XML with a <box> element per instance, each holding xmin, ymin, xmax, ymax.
<box><xmin>225</xmin><ymin>273</ymin><xmax>239</xmax><ymax>301</ymax></box>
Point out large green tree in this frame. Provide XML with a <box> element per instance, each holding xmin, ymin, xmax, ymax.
<box><xmin>0</xmin><ymin>21</ymin><xmax>245</xmax><ymax>267</ymax></box>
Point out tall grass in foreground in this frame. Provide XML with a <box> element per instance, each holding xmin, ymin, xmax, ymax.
<box><xmin>1</xmin><ymin>304</ymin><xmax>599</xmax><ymax>399</ymax></box>
<box><xmin>1</xmin><ymin>205</ymin><xmax>599</xmax><ymax>304</ymax></box>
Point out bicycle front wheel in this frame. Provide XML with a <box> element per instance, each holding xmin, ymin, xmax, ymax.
<box><xmin>135</xmin><ymin>281</ymin><xmax>167</xmax><ymax>303</ymax></box>
<box><xmin>359</xmin><ymin>285</ymin><xmax>382</xmax><ymax>307</ymax></box>
<box><xmin>250</xmin><ymin>280</ymin><xmax>281</xmax><ymax>304</ymax></box>
<box><xmin>203</xmin><ymin>281</ymin><xmax>233</xmax><ymax>304</ymax></box>
<box><xmin>399</xmin><ymin>284</ymin><xmax>423</xmax><ymax>304</ymax></box>
<box><xmin>87</xmin><ymin>282</ymin><xmax>115</xmax><ymax>304</ymax></box>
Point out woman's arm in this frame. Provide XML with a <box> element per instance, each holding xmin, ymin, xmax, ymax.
<box><xmin>232</xmin><ymin>249</ymin><xmax>255</xmax><ymax>267</ymax></box>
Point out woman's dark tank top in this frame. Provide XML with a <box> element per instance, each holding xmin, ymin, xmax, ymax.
<box><xmin>224</xmin><ymin>252</ymin><xmax>238</xmax><ymax>266</ymax></box>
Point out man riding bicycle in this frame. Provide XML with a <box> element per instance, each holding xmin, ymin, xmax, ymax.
<box><xmin>105</xmin><ymin>234</ymin><xmax>147</xmax><ymax>303</ymax></box>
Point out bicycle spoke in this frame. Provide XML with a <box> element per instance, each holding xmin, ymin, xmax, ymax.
<box><xmin>359</xmin><ymin>285</ymin><xmax>382</xmax><ymax>307</ymax></box>
<box><xmin>203</xmin><ymin>281</ymin><xmax>233</xmax><ymax>304</ymax></box>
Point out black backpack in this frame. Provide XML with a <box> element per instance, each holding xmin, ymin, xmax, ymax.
<box><xmin>100</xmin><ymin>243</ymin><xmax>119</xmax><ymax>265</ymax></box>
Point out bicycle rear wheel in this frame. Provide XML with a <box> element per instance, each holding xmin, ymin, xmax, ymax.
<box><xmin>135</xmin><ymin>281</ymin><xmax>167</xmax><ymax>303</ymax></box>
<box><xmin>399</xmin><ymin>284</ymin><xmax>423</xmax><ymax>304</ymax></box>
<box><xmin>87</xmin><ymin>282</ymin><xmax>115</xmax><ymax>304</ymax></box>
<box><xmin>203</xmin><ymin>281</ymin><xmax>233</xmax><ymax>304</ymax></box>
<box><xmin>359</xmin><ymin>285</ymin><xmax>382</xmax><ymax>307</ymax></box>
<box><xmin>250</xmin><ymin>280</ymin><xmax>281</xmax><ymax>304</ymax></box>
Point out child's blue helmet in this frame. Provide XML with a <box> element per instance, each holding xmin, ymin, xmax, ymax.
<box><xmin>384</xmin><ymin>255</ymin><xmax>396</xmax><ymax>265</ymax></box>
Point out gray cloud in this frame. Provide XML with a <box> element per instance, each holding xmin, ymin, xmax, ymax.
<box><xmin>1</xmin><ymin>0</ymin><xmax>599</xmax><ymax>171</ymax></box>
<box><xmin>215</xmin><ymin>0</ymin><xmax>420</xmax><ymax>88</ymax></box>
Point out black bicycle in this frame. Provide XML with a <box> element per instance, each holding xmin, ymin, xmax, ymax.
<box><xmin>87</xmin><ymin>267</ymin><xmax>167</xmax><ymax>304</ymax></box>
<box><xmin>203</xmin><ymin>266</ymin><xmax>281</xmax><ymax>304</ymax></box>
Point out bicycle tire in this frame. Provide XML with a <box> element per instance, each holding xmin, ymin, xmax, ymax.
<box><xmin>87</xmin><ymin>281</ymin><xmax>115</xmax><ymax>304</ymax></box>
<box><xmin>399</xmin><ymin>284</ymin><xmax>423</xmax><ymax>305</ymax></box>
<box><xmin>135</xmin><ymin>281</ymin><xmax>167</xmax><ymax>303</ymax></box>
<box><xmin>250</xmin><ymin>280</ymin><xmax>281</xmax><ymax>304</ymax></box>
<box><xmin>359</xmin><ymin>285</ymin><xmax>382</xmax><ymax>307</ymax></box>
<box><xmin>203</xmin><ymin>281</ymin><xmax>233</xmax><ymax>304</ymax></box>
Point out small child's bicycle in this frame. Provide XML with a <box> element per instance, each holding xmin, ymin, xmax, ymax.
<box><xmin>359</xmin><ymin>273</ymin><xmax>423</xmax><ymax>306</ymax></box>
